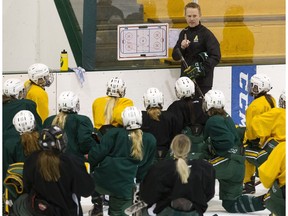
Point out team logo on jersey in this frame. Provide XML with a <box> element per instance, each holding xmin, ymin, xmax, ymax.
<box><xmin>193</xmin><ymin>35</ymin><xmax>199</xmax><ymax>42</ymax></box>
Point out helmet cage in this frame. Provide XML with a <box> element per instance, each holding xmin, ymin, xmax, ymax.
<box><xmin>249</xmin><ymin>74</ymin><xmax>272</xmax><ymax>96</ymax></box>
<box><xmin>279</xmin><ymin>91</ymin><xmax>286</xmax><ymax>109</ymax></box>
<box><xmin>28</xmin><ymin>63</ymin><xmax>54</xmax><ymax>87</ymax></box>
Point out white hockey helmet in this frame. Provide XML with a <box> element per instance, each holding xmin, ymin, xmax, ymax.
<box><xmin>278</xmin><ymin>90</ymin><xmax>286</xmax><ymax>109</ymax></box>
<box><xmin>203</xmin><ymin>90</ymin><xmax>226</xmax><ymax>112</ymax></box>
<box><xmin>3</xmin><ymin>78</ymin><xmax>25</xmax><ymax>99</ymax></box>
<box><xmin>249</xmin><ymin>74</ymin><xmax>272</xmax><ymax>96</ymax></box>
<box><xmin>58</xmin><ymin>91</ymin><xmax>80</xmax><ymax>113</ymax></box>
<box><xmin>175</xmin><ymin>77</ymin><xmax>195</xmax><ymax>99</ymax></box>
<box><xmin>13</xmin><ymin>110</ymin><xmax>36</xmax><ymax>134</ymax></box>
<box><xmin>106</xmin><ymin>77</ymin><xmax>126</xmax><ymax>98</ymax></box>
<box><xmin>143</xmin><ymin>87</ymin><xmax>164</xmax><ymax>109</ymax></box>
<box><xmin>28</xmin><ymin>63</ymin><xmax>54</xmax><ymax>87</ymax></box>
<box><xmin>39</xmin><ymin>125</ymin><xmax>67</xmax><ymax>153</ymax></box>
<box><xmin>122</xmin><ymin>106</ymin><xmax>142</xmax><ymax>130</ymax></box>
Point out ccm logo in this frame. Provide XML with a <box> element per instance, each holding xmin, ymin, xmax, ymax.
<box><xmin>238</xmin><ymin>72</ymin><xmax>249</xmax><ymax>127</ymax></box>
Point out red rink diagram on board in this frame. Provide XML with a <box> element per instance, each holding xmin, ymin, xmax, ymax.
<box><xmin>117</xmin><ymin>23</ymin><xmax>169</xmax><ymax>60</ymax></box>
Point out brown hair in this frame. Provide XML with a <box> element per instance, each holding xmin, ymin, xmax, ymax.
<box><xmin>185</xmin><ymin>2</ymin><xmax>201</xmax><ymax>16</ymax></box>
<box><xmin>207</xmin><ymin>107</ymin><xmax>227</xmax><ymax>117</ymax></box>
<box><xmin>37</xmin><ymin>150</ymin><xmax>61</xmax><ymax>182</ymax></box>
<box><xmin>21</xmin><ymin>131</ymin><xmax>41</xmax><ymax>156</ymax></box>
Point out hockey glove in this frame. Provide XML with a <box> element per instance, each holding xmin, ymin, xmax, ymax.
<box><xmin>184</xmin><ymin>62</ymin><xmax>205</xmax><ymax>80</ymax></box>
<box><xmin>246</xmin><ymin>138</ymin><xmax>260</xmax><ymax>148</ymax></box>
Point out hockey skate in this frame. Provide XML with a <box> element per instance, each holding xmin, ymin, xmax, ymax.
<box><xmin>242</xmin><ymin>176</ymin><xmax>256</xmax><ymax>194</ymax></box>
<box><xmin>89</xmin><ymin>196</ymin><xmax>103</xmax><ymax>216</ymax></box>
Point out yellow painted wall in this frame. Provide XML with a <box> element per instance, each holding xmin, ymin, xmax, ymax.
<box><xmin>138</xmin><ymin>0</ymin><xmax>285</xmax><ymax>62</ymax></box>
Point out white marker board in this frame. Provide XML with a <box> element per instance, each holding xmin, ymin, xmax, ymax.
<box><xmin>117</xmin><ymin>23</ymin><xmax>169</xmax><ymax>60</ymax></box>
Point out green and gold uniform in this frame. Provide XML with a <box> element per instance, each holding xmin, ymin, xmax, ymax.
<box><xmin>44</xmin><ymin>113</ymin><xmax>97</xmax><ymax>159</ymax></box>
<box><xmin>3</xmin><ymin>98</ymin><xmax>42</xmax><ymax>180</ymax></box>
<box><xmin>245</xmin><ymin>108</ymin><xmax>285</xmax><ymax>168</ymax></box>
<box><xmin>204</xmin><ymin>114</ymin><xmax>265</xmax><ymax>213</ymax></box>
<box><xmin>259</xmin><ymin>142</ymin><xmax>286</xmax><ymax>216</ymax></box>
<box><xmin>88</xmin><ymin>127</ymin><xmax>156</xmax><ymax>215</ymax></box>
<box><xmin>244</xmin><ymin>95</ymin><xmax>276</xmax><ymax>183</ymax></box>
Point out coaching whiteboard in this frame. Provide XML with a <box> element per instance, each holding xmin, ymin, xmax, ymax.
<box><xmin>117</xmin><ymin>23</ymin><xmax>169</xmax><ymax>60</ymax></box>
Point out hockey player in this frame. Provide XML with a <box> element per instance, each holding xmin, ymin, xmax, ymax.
<box><xmin>203</xmin><ymin>90</ymin><xmax>266</xmax><ymax>213</ymax></box>
<box><xmin>140</xmin><ymin>134</ymin><xmax>215</xmax><ymax>216</ymax></box>
<box><xmin>3</xmin><ymin>78</ymin><xmax>42</xmax><ymax>183</ymax></box>
<box><xmin>3</xmin><ymin>78</ymin><xmax>42</xmax><ymax>136</ymax></box>
<box><xmin>11</xmin><ymin>125</ymin><xmax>94</xmax><ymax>216</ymax></box>
<box><xmin>4</xmin><ymin>110</ymin><xmax>41</xmax><ymax>183</ymax></box>
<box><xmin>243</xmin><ymin>74</ymin><xmax>276</xmax><ymax>194</ymax></box>
<box><xmin>167</xmin><ymin>77</ymin><xmax>208</xmax><ymax>159</ymax></box>
<box><xmin>245</xmin><ymin>90</ymin><xmax>286</xmax><ymax>170</ymax></box>
<box><xmin>43</xmin><ymin>91</ymin><xmax>97</xmax><ymax>159</ymax></box>
<box><xmin>258</xmin><ymin>141</ymin><xmax>286</xmax><ymax>216</ymax></box>
<box><xmin>88</xmin><ymin>106</ymin><xmax>156</xmax><ymax>216</ymax></box>
<box><xmin>92</xmin><ymin>77</ymin><xmax>133</xmax><ymax>135</ymax></box>
<box><xmin>25</xmin><ymin>63</ymin><xmax>54</xmax><ymax>123</ymax></box>
<box><xmin>142</xmin><ymin>87</ymin><xmax>181</xmax><ymax>160</ymax></box>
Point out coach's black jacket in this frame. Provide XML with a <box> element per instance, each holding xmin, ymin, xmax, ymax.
<box><xmin>172</xmin><ymin>22</ymin><xmax>221</xmax><ymax>89</ymax></box>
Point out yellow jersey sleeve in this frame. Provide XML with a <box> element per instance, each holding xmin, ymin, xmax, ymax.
<box><xmin>258</xmin><ymin>142</ymin><xmax>286</xmax><ymax>188</ymax></box>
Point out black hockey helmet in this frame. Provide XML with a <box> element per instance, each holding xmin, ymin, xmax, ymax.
<box><xmin>39</xmin><ymin>125</ymin><xmax>67</xmax><ymax>152</ymax></box>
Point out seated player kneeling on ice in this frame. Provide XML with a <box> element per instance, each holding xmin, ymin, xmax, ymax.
<box><xmin>139</xmin><ymin>134</ymin><xmax>215</xmax><ymax>215</ymax></box>
<box><xmin>202</xmin><ymin>90</ymin><xmax>266</xmax><ymax>213</ymax></box>
<box><xmin>87</xmin><ymin>106</ymin><xmax>156</xmax><ymax>216</ymax></box>
<box><xmin>11</xmin><ymin>125</ymin><xmax>94</xmax><ymax>216</ymax></box>
<box><xmin>167</xmin><ymin>77</ymin><xmax>208</xmax><ymax>160</ymax></box>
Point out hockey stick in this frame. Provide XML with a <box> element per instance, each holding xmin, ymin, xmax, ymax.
<box><xmin>175</xmin><ymin>48</ymin><xmax>204</xmax><ymax>98</ymax></box>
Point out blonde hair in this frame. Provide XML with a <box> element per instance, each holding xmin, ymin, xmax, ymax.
<box><xmin>38</xmin><ymin>151</ymin><xmax>61</xmax><ymax>182</ymax></box>
<box><xmin>52</xmin><ymin>112</ymin><xmax>68</xmax><ymax>129</ymax></box>
<box><xmin>170</xmin><ymin>134</ymin><xmax>191</xmax><ymax>184</ymax></box>
<box><xmin>104</xmin><ymin>97</ymin><xmax>119</xmax><ymax>124</ymax></box>
<box><xmin>129</xmin><ymin>129</ymin><xmax>143</xmax><ymax>161</ymax></box>
<box><xmin>21</xmin><ymin>131</ymin><xmax>41</xmax><ymax>156</ymax></box>
<box><xmin>147</xmin><ymin>107</ymin><xmax>161</xmax><ymax>121</ymax></box>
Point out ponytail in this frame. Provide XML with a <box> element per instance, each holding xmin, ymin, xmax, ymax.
<box><xmin>147</xmin><ymin>107</ymin><xmax>161</xmax><ymax>121</ymax></box>
<box><xmin>21</xmin><ymin>131</ymin><xmax>41</xmax><ymax>156</ymax></box>
<box><xmin>52</xmin><ymin>112</ymin><xmax>67</xmax><ymax>129</ymax></box>
<box><xmin>170</xmin><ymin>134</ymin><xmax>191</xmax><ymax>184</ymax></box>
<box><xmin>129</xmin><ymin>129</ymin><xmax>143</xmax><ymax>161</ymax></box>
<box><xmin>176</xmin><ymin>158</ymin><xmax>190</xmax><ymax>184</ymax></box>
<box><xmin>37</xmin><ymin>150</ymin><xmax>61</xmax><ymax>182</ymax></box>
<box><xmin>104</xmin><ymin>97</ymin><xmax>118</xmax><ymax>124</ymax></box>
